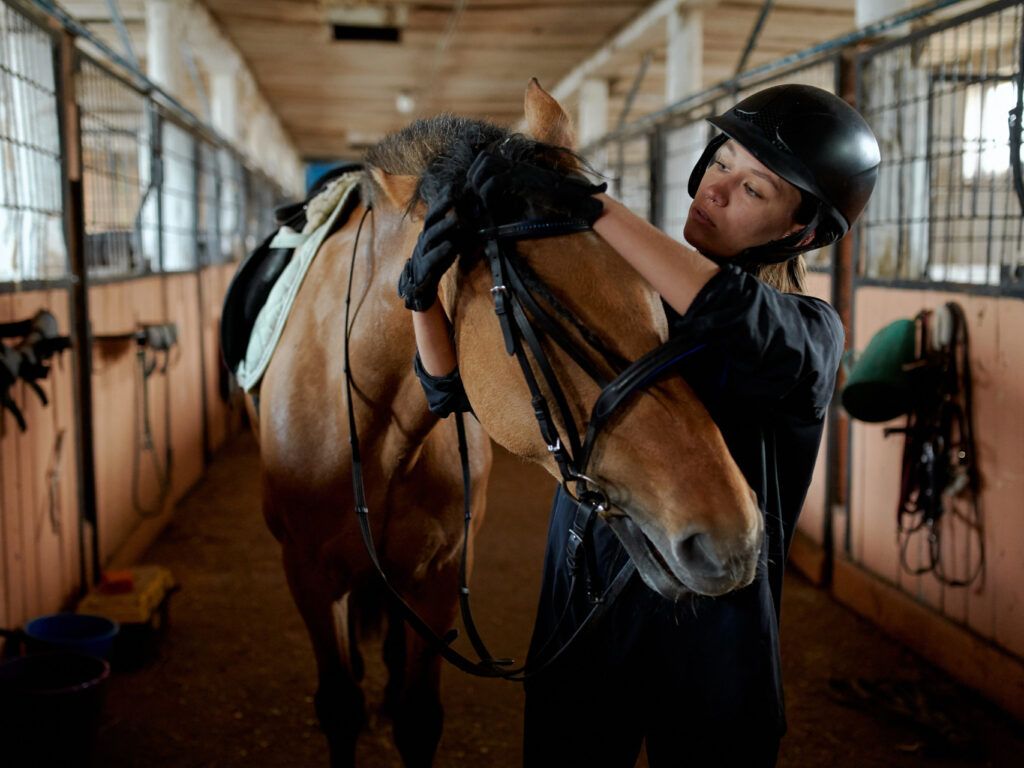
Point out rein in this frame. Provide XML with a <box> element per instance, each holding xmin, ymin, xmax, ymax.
<box><xmin>343</xmin><ymin>202</ymin><xmax>705</xmax><ymax>680</ymax></box>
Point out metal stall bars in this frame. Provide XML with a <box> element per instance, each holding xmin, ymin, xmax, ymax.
<box><xmin>245</xmin><ymin>166</ymin><xmax>283</xmax><ymax>253</ymax></box>
<box><xmin>77</xmin><ymin>56</ymin><xmax>155</xmax><ymax>279</ymax></box>
<box><xmin>582</xmin><ymin>125</ymin><xmax>653</xmax><ymax>224</ymax></box>
<box><xmin>216</xmin><ymin>147</ymin><xmax>246</xmax><ymax>265</ymax></box>
<box><xmin>857</xmin><ymin>0</ymin><xmax>1024</xmax><ymax>294</ymax></box>
<box><xmin>0</xmin><ymin>0</ymin><xmax>64</xmax><ymax>287</ymax></box>
<box><xmin>197</xmin><ymin>138</ymin><xmax>220</xmax><ymax>268</ymax></box>
<box><xmin>618</xmin><ymin>134</ymin><xmax>654</xmax><ymax>223</ymax></box>
<box><xmin>659</xmin><ymin>106</ymin><xmax>716</xmax><ymax>244</ymax></box>
<box><xmin>158</xmin><ymin>114</ymin><xmax>198</xmax><ymax>273</ymax></box>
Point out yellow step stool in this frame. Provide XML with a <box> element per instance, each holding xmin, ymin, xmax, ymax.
<box><xmin>77</xmin><ymin>565</ymin><xmax>176</xmax><ymax>625</ymax></box>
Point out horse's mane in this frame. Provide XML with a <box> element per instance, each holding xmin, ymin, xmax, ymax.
<box><xmin>362</xmin><ymin>114</ymin><xmax>579</xmax><ymax>214</ymax></box>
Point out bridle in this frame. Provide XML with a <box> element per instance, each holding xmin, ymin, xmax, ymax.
<box><xmin>479</xmin><ymin>217</ymin><xmax>707</xmax><ymax>504</ymax></box>
<box><xmin>344</xmin><ymin>189</ymin><xmax>707</xmax><ymax>680</ymax></box>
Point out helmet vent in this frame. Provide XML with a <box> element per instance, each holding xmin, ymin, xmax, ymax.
<box><xmin>736</xmin><ymin>106</ymin><xmax>789</xmax><ymax>152</ymax></box>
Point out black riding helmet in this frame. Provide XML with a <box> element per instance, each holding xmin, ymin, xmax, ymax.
<box><xmin>688</xmin><ymin>84</ymin><xmax>881</xmax><ymax>265</ymax></box>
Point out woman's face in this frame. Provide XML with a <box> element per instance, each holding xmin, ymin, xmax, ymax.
<box><xmin>684</xmin><ymin>140</ymin><xmax>805</xmax><ymax>259</ymax></box>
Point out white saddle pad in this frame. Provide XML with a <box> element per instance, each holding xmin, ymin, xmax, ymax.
<box><xmin>235</xmin><ymin>172</ymin><xmax>361</xmax><ymax>392</ymax></box>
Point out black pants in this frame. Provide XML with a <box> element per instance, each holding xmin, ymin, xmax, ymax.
<box><xmin>523</xmin><ymin>654</ymin><xmax>781</xmax><ymax>767</ymax></box>
<box><xmin>522</xmin><ymin>487</ymin><xmax>783</xmax><ymax>768</ymax></box>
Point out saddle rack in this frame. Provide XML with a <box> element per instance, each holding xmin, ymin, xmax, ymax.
<box><xmin>0</xmin><ymin>310</ymin><xmax>73</xmax><ymax>432</ymax></box>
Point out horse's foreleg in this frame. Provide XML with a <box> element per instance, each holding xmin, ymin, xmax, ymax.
<box><xmin>385</xmin><ymin>565</ymin><xmax>460</xmax><ymax>768</ymax></box>
<box><xmin>281</xmin><ymin>542</ymin><xmax>364</xmax><ymax>768</ymax></box>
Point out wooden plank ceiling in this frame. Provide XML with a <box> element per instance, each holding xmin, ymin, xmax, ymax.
<box><xmin>60</xmin><ymin>0</ymin><xmax>948</xmax><ymax>160</ymax></box>
<box><xmin>205</xmin><ymin>0</ymin><xmax>860</xmax><ymax>158</ymax></box>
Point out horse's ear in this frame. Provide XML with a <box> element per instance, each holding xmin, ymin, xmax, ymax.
<box><xmin>524</xmin><ymin>78</ymin><xmax>576</xmax><ymax>150</ymax></box>
<box><xmin>368</xmin><ymin>167</ymin><xmax>423</xmax><ymax>216</ymax></box>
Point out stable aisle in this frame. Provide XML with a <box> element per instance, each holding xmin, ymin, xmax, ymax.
<box><xmin>94</xmin><ymin>434</ymin><xmax>1024</xmax><ymax>768</ymax></box>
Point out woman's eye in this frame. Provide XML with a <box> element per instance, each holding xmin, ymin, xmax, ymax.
<box><xmin>713</xmin><ymin>160</ymin><xmax>728</xmax><ymax>171</ymax></box>
<box><xmin>744</xmin><ymin>184</ymin><xmax>761</xmax><ymax>199</ymax></box>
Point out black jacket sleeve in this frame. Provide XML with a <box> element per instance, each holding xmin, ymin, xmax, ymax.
<box><xmin>665</xmin><ymin>265</ymin><xmax>844</xmax><ymax>417</ymax></box>
<box><xmin>413</xmin><ymin>352</ymin><xmax>473</xmax><ymax>417</ymax></box>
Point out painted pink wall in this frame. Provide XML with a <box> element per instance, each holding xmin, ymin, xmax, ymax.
<box><xmin>850</xmin><ymin>287</ymin><xmax>1024</xmax><ymax>661</ymax></box>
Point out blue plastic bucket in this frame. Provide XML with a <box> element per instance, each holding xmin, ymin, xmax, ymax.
<box><xmin>25</xmin><ymin>613</ymin><xmax>120</xmax><ymax>660</ymax></box>
<box><xmin>0</xmin><ymin>651</ymin><xmax>111</xmax><ymax>764</ymax></box>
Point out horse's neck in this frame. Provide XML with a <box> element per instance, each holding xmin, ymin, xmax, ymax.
<box><xmin>444</xmin><ymin>232</ymin><xmax>668</xmax><ymax>472</ymax></box>
<box><xmin>323</xmin><ymin>210</ymin><xmax>439</xmax><ymax>455</ymax></box>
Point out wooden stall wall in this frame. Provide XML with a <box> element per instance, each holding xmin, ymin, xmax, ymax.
<box><xmin>0</xmin><ymin>289</ymin><xmax>80</xmax><ymax>629</ymax></box>
<box><xmin>88</xmin><ymin>273</ymin><xmax>208</xmax><ymax>569</ymax></box>
<box><xmin>844</xmin><ymin>287</ymin><xmax>1024</xmax><ymax>715</ymax></box>
<box><xmin>0</xmin><ymin>264</ymin><xmax>242</xmax><ymax>636</ymax></box>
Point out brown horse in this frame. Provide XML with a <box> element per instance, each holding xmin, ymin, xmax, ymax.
<box><xmin>249</xmin><ymin>81</ymin><xmax>761</xmax><ymax>767</ymax></box>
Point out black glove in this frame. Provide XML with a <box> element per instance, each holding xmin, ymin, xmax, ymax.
<box><xmin>398</xmin><ymin>194</ymin><xmax>464</xmax><ymax>312</ymax></box>
<box><xmin>465</xmin><ymin>148</ymin><xmax>606</xmax><ymax>225</ymax></box>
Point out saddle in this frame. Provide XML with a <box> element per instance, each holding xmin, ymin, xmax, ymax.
<box><xmin>220</xmin><ymin>164</ymin><xmax>362</xmax><ymax>373</ymax></box>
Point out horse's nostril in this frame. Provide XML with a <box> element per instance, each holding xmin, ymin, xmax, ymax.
<box><xmin>676</xmin><ymin>532</ymin><xmax>727</xmax><ymax>578</ymax></box>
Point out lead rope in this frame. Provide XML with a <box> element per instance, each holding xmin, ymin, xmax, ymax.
<box><xmin>343</xmin><ymin>206</ymin><xmax>497</xmax><ymax>675</ymax></box>
<box><xmin>454</xmin><ymin>411</ymin><xmax>513</xmax><ymax>667</ymax></box>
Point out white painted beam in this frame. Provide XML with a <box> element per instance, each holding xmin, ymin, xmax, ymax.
<box><xmin>551</xmin><ymin>0</ymin><xmax>716</xmax><ymax>104</ymax></box>
<box><xmin>578</xmin><ymin>78</ymin><xmax>610</xmax><ymax>148</ymax></box>
<box><xmin>666</xmin><ymin>5</ymin><xmax>703</xmax><ymax>104</ymax></box>
<box><xmin>856</xmin><ymin>0</ymin><xmax>914</xmax><ymax>28</ymax></box>
<box><xmin>211</xmin><ymin>69</ymin><xmax>238</xmax><ymax>144</ymax></box>
<box><xmin>144</xmin><ymin>0</ymin><xmax>183</xmax><ymax>93</ymax></box>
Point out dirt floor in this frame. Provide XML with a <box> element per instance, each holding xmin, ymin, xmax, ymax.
<box><xmin>92</xmin><ymin>434</ymin><xmax>1024</xmax><ymax>767</ymax></box>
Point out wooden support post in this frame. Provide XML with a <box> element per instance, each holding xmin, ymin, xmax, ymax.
<box><xmin>825</xmin><ymin>52</ymin><xmax>858</xmax><ymax>583</ymax></box>
<box><xmin>58</xmin><ymin>29</ymin><xmax>100</xmax><ymax>589</ymax></box>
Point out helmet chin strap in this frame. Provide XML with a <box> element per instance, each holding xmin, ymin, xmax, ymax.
<box><xmin>700</xmin><ymin>205</ymin><xmax>834</xmax><ymax>267</ymax></box>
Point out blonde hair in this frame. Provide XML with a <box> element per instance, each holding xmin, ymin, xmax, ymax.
<box><xmin>754</xmin><ymin>255</ymin><xmax>807</xmax><ymax>294</ymax></box>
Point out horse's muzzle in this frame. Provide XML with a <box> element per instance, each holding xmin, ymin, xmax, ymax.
<box><xmin>605</xmin><ymin>512</ymin><xmax>762</xmax><ymax>600</ymax></box>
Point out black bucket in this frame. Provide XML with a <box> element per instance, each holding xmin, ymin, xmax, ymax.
<box><xmin>0</xmin><ymin>651</ymin><xmax>110</xmax><ymax>766</ymax></box>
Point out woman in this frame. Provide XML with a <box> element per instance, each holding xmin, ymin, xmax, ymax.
<box><xmin>399</xmin><ymin>84</ymin><xmax>880</xmax><ymax>766</ymax></box>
